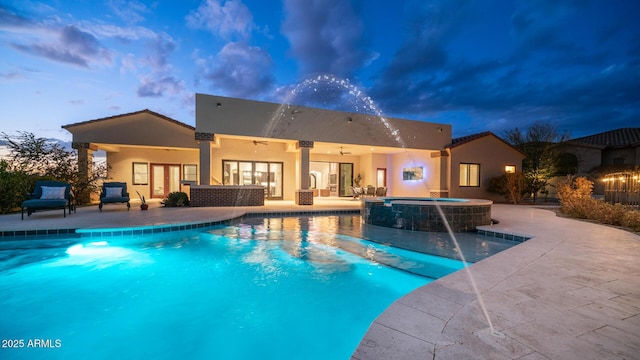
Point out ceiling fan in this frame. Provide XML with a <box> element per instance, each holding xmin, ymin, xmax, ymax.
<box><xmin>339</xmin><ymin>146</ymin><xmax>351</xmax><ymax>155</ymax></box>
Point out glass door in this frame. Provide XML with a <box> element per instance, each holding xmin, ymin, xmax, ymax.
<box><xmin>268</xmin><ymin>162</ymin><xmax>283</xmax><ymax>199</ymax></box>
<box><xmin>151</xmin><ymin>164</ymin><xmax>181</xmax><ymax>198</ymax></box>
<box><xmin>339</xmin><ymin>163</ymin><xmax>353</xmax><ymax>197</ymax></box>
<box><xmin>222</xmin><ymin>160</ymin><xmax>283</xmax><ymax>199</ymax></box>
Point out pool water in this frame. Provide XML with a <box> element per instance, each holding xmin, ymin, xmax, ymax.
<box><xmin>0</xmin><ymin>215</ymin><xmax>513</xmax><ymax>359</ymax></box>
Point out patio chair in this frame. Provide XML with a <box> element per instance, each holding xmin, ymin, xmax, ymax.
<box><xmin>21</xmin><ymin>180</ymin><xmax>74</xmax><ymax>220</ymax></box>
<box><xmin>375</xmin><ymin>187</ymin><xmax>387</xmax><ymax>197</ymax></box>
<box><xmin>99</xmin><ymin>182</ymin><xmax>131</xmax><ymax>212</ymax></box>
<box><xmin>351</xmin><ymin>186</ymin><xmax>362</xmax><ymax>199</ymax></box>
<box><xmin>365</xmin><ymin>186</ymin><xmax>376</xmax><ymax>197</ymax></box>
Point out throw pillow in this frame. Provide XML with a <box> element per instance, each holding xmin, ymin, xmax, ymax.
<box><xmin>41</xmin><ymin>186</ymin><xmax>66</xmax><ymax>200</ymax></box>
<box><xmin>105</xmin><ymin>187</ymin><xmax>123</xmax><ymax>198</ymax></box>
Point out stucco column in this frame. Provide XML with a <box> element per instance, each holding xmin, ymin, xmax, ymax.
<box><xmin>196</xmin><ymin>132</ymin><xmax>214</xmax><ymax>185</ymax></box>
<box><xmin>297</xmin><ymin>140</ymin><xmax>314</xmax><ymax>190</ymax></box>
<box><xmin>72</xmin><ymin>142</ymin><xmax>96</xmax><ymax>204</ymax></box>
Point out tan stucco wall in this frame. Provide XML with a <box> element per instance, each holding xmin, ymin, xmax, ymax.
<box><xmin>196</xmin><ymin>94</ymin><xmax>451</xmax><ymax>150</ymax></box>
<box><xmin>65</xmin><ymin>112</ymin><xmax>197</xmax><ymax>149</ymax></box>
<box><xmin>107</xmin><ymin>146</ymin><xmax>199</xmax><ymax>200</ymax></box>
<box><xmin>449</xmin><ymin>136</ymin><xmax>525</xmax><ymax>201</ymax></box>
<box><xmin>388</xmin><ymin>150</ymin><xmax>439</xmax><ymax>197</ymax></box>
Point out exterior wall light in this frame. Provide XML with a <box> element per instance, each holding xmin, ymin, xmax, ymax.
<box><xmin>504</xmin><ymin>165</ymin><xmax>516</xmax><ymax>173</ymax></box>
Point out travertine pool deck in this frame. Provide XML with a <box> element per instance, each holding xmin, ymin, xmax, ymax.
<box><xmin>353</xmin><ymin>204</ymin><xmax>640</xmax><ymax>360</ymax></box>
<box><xmin>2</xmin><ymin>201</ymin><xmax>639</xmax><ymax>359</ymax></box>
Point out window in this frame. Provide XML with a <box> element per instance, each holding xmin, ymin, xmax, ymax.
<box><xmin>183</xmin><ymin>164</ymin><xmax>197</xmax><ymax>181</ymax></box>
<box><xmin>460</xmin><ymin>163</ymin><xmax>480</xmax><ymax>187</ymax></box>
<box><xmin>132</xmin><ymin>162</ymin><xmax>148</xmax><ymax>185</ymax></box>
<box><xmin>222</xmin><ymin>160</ymin><xmax>283</xmax><ymax>199</ymax></box>
<box><xmin>504</xmin><ymin>165</ymin><xmax>516</xmax><ymax>173</ymax></box>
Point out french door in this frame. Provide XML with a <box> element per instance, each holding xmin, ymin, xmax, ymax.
<box><xmin>151</xmin><ymin>164</ymin><xmax>181</xmax><ymax>198</ymax></box>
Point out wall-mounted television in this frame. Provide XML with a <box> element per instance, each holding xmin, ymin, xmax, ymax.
<box><xmin>402</xmin><ymin>167</ymin><xmax>423</xmax><ymax>181</ymax></box>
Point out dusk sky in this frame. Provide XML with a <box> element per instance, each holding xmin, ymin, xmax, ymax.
<box><xmin>1</xmin><ymin>0</ymin><xmax>639</xmax><ymax>143</ymax></box>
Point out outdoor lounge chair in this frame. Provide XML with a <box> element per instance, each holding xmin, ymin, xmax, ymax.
<box><xmin>99</xmin><ymin>182</ymin><xmax>131</xmax><ymax>212</ymax></box>
<box><xmin>21</xmin><ymin>180</ymin><xmax>74</xmax><ymax>220</ymax></box>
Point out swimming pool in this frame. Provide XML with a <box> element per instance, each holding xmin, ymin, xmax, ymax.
<box><xmin>0</xmin><ymin>215</ymin><xmax>513</xmax><ymax>359</ymax></box>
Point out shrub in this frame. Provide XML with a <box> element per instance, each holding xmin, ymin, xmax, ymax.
<box><xmin>162</xmin><ymin>192</ymin><xmax>190</xmax><ymax>207</ymax></box>
<box><xmin>622</xmin><ymin>210</ymin><xmax>640</xmax><ymax>232</ymax></box>
<box><xmin>0</xmin><ymin>160</ymin><xmax>32</xmax><ymax>214</ymax></box>
<box><xmin>488</xmin><ymin>172</ymin><xmax>528</xmax><ymax>204</ymax></box>
<box><xmin>557</xmin><ymin>175</ymin><xmax>640</xmax><ymax>232</ymax></box>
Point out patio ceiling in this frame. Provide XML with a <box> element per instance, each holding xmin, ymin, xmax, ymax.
<box><xmin>217</xmin><ymin>134</ymin><xmax>412</xmax><ymax>156</ymax></box>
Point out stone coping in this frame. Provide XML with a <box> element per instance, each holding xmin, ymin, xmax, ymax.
<box><xmin>364</xmin><ymin>197</ymin><xmax>493</xmax><ymax>206</ymax></box>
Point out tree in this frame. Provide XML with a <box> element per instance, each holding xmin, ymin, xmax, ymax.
<box><xmin>0</xmin><ymin>160</ymin><xmax>31</xmax><ymax>213</ymax></box>
<box><xmin>1</xmin><ymin>131</ymin><xmax>107</xmax><ymax>205</ymax></box>
<box><xmin>504</xmin><ymin>121</ymin><xmax>569</xmax><ymax>203</ymax></box>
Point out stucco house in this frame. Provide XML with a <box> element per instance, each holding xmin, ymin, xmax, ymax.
<box><xmin>561</xmin><ymin>128</ymin><xmax>640</xmax><ymax>195</ymax></box>
<box><xmin>447</xmin><ymin>132</ymin><xmax>526</xmax><ymax>202</ymax></box>
<box><xmin>62</xmin><ymin>94</ymin><xmax>525</xmax><ymax>204</ymax></box>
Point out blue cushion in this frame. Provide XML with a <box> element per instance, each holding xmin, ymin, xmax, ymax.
<box><xmin>101</xmin><ymin>196</ymin><xmax>130</xmax><ymax>203</ymax></box>
<box><xmin>22</xmin><ymin>199</ymin><xmax>68</xmax><ymax>208</ymax></box>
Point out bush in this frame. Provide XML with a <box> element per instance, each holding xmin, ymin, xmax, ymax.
<box><xmin>487</xmin><ymin>172</ymin><xmax>527</xmax><ymax>204</ymax></box>
<box><xmin>162</xmin><ymin>192</ymin><xmax>190</xmax><ymax>207</ymax></box>
<box><xmin>0</xmin><ymin>160</ymin><xmax>32</xmax><ymax>214</ymax></box>
<box><xmin>557</xmin><ymin>175</ymin><xmax>640</xmax><ymax>232</ymax></box>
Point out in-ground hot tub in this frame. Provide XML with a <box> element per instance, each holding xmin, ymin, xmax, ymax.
<box><xmin>362</xmin><ymin>197</ymin><xmax>492</xmax><ymax>232</ymax></box>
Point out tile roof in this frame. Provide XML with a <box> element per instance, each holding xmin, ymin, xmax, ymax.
<box><xmin>448</xmin><ymin>131</ymin><xmax>494</xmax><ymax>148</ymax></box>
<box><xmin>448</xmin><ymin>131</ymin><xmax>525</xmax><ymax>155</ymax></box>
<box><xmin>567</xmin><ymin>128</ymin><xmax>640</xmax><ymax>149</ymax></box>
<box><xmin>62</xmin><ymin>109</ymin><xmax>195</xmax><ymax>131</ymax></box>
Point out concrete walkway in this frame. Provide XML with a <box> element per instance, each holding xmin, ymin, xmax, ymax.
<box><xmin>353</xmin><ymin>204</ymin><xmax>640</xmax><ymax>360</ymax></box>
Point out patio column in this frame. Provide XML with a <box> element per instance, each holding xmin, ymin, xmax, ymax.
<box><xmin>296</xmin><ymin>140</ymin><xmax>314</xmax><ymax>205</ymax></box>
<box><xmin>196</xmin><ymin>132</ymin><xmax>214</xmax><ymax>186</ymax></box>
<box><xmin>72</xmin><ymin>142</ymin><xmax>97</xmax><ymax>204</ymax></box>
<box><xmin>297</xmin><ymin>140</ymin><xmax>314</xmax><ymax>190</ymax></box>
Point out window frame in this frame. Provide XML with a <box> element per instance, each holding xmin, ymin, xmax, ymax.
<box><xmin>183</xmin><ymin>164</ymin><xmax>198</xmax><ymax>181</ymax></box>
<box><xmin>132</xmin><ymin>162</ymin><xmax>149</xmax><ymax>185</ymax></box>
<box><xmin>459</xmin><ymin>163</ymin><xmax>480</xmax><ymax>187</ymax></box>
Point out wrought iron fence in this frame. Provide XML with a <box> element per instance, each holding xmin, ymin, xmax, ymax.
<box><xmin>603</xmin><ymin>171</ymin><xmax>640</xmax><ymax>206</ymax></box>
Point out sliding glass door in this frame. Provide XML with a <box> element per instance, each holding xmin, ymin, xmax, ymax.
<box><xmin>222</xmin><ymin>160</ymin><xmax>283</xmax><ymax>199</ymax></box>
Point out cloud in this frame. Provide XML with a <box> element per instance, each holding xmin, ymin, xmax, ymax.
<box><xmin>137</xmin><ymin>75</ymin><xmax>186</xmax><ymax>98</ymax></box>
<box><xmin>0</xmin><ymin>5</ymin><xmax>33</xmax><ymax>30</ymax></box>
<box><xmin>108</xmin><ymin>0</ymin><xmax>151</xmax><ymax>24</ymax></box>
<box><xmin>0</xmin><ymin>70</ymin><xmax>24</xmax><ymax>80</ymax></box>
<box><xmin>281</xmin><ymin>0</ymin><xmax>370</xmax><ymax>78</ymax></box>
<box><xmin>143</xmin><ymin>32</ymin><xmax>177</xmax><ymax>70</ymax></box>
<box><xmin>186</xmin><ymin>0</ymin><xmax>254</xmax><ymax>40</ymax></box>
<box><xmin>194</xmin><ymin>42</ymin><xmax>274</xmax><ymax>98</ymax></box>
<box><xmin>10</xmin><ymin>24</ymin><xmax>113</xmax><ymax>68</ymax></box>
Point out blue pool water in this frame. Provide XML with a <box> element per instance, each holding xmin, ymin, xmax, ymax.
<box><xmin>0</xmin><ymin>215</ymin><xmax>514</xmax><ymax>359</ymax></box>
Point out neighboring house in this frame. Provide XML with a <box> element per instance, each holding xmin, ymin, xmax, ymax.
<box><xmin>562</xmin><ymin>128</ymin><xmax>640</xmax><ymax>195</ymax></box>
<box><xmin>446</xmin><ymin>132</ymin><xmax>526</xmax><ymax>202</ymax></box>
<box><xmin>62</xmin><ymin>94</ymin><xmax>527</xmax><ymax>203</ymax></box>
